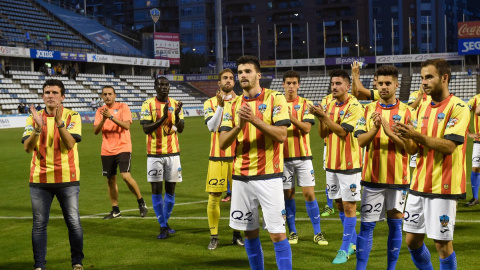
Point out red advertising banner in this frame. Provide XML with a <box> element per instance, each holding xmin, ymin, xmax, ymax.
<box><xmin>154</xmin><ymin>33</ymin><xmax>180</xmax><ymax>65</ymax></box>
<box><xmin>458</xmin><ymin>21</ymin><xmax>480</xmax><ymax>39</ymax></box>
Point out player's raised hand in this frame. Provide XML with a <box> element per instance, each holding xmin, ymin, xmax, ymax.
<box><xmin>216</xmin><ymin>89</ymin><xmax>225</xmax><ymax>108</ymax></box>
<box><xmin>101</xmin><ymin>107</ymin><xmax>111</xmax><ymax>120</ymax></box>
<box><xmin>372</xmin><ymin>112</ymin><xmax>382</xmax><ymax>129</ymax></box>
<box><xmin>30</xmin><ymin>104</ymin><xmax>44</xmax><ymax>128</ymax></box>
<box><xmin>380</xmin><ymin>116</ymin><xmax>394</xmax><ymax>136</ymax></box>
<box><xmin>238</xmin><ymin>102</ymin><xmax>255</xmax><ymax>127</ymax></box>
<box><xmin>351</xmin><ymin>61</ymin><xmax>360</xmax><ymax>76</ymax></box>
<box><xmin>175</xmin><ymin>101</ymin><xmax>183</xmax><ymax>116</ymax></box>
<box><xmin>54</xmin><ymin>104</ymin><xmax>63</xmax><ymax>125</ymax></box>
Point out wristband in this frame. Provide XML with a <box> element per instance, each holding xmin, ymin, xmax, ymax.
<box><xmin>57</xmin><ymin>122</ymin><xmax>65</xmax><ymax>128</ymax></box>
<box><xmin>34</xmin><ymin>128</ymin><xmax>41</xmax><ymax>135</ymax></box>
<box><xmin>109</xmin><ymin>115</ymin><xmax>114</xmax><ymax>120</ymax></box>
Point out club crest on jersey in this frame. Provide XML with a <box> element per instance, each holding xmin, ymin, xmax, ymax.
<box><xmin>294</xmin><ymin>104</ymin><xmax>301</xmax><ymax>111</ymax></box>
<box><xmin>412</xmin><ymin>119</ymin><xmax>418</xmax><ymax>128</ymax></box>
<box><xmin>443</xmin><ymin>184</ymin><xmax>449</xmax><ymax>190</ymax></box>
<box><xmin>223</xmin><ymin>112</ymin><xmax>232</xmax><ymax>121</ymax></box>
<box><xmin>273</xmin><ymin>105</ymin><xmax>282</xmax><ymax>117</ymax></box>
<box><xmin>114</xmin><ymin>109</ymin><xmax>118</xmax><ymax>114</ymax></box>
<box><xmin>437</xmin><ymin>112</ymin><xmax>445</xmax><ymax>123</ymax></box>
<box><xmin>339</xmin><ymin>110</ymin><xmax>345</xmax><ymax>116</ymax></box>
<box><xmin>168</xmin><ymin>107</ymin><xmax>174</xmax><ymax>113</ymax></box>
<box><xmin>392</xmin><ymin>114</ymin><xmax>402</xmax><ymax>123</ymax></box>
<box><xmin>446</xmin><ymin>118</ymin><xmax>458</xmax><ymax>129</ymax></box>
<box><xmin>258</xmin><ymin>104</ymin><xmax>267</xmax><ymax>114</ymax></box>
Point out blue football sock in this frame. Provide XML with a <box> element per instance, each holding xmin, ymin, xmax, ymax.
<box><xmin>326</xmin><ymin>187</ymin><xmax>333</xmax><ymax>208</ymax></box>
<box><xmin>356</xmin><ymin>222</ymin><xmax>376</xmax><ymax>270</ymax></box>
<box><xmin>274</xmin><ymin>238</ymin><xmax>292</xmax><ymax>270</ymax></box>
<box><xmin>471</xmin><ymin>171</ymin><xmax>480</xmax><ymax>199</ymax></box>
<box><xmin>339</xmin><ymin>212</ymin><xmax>358</xmax><ymax>245</ymax></box>
<box><xmin>152</xmin><ymin>194</ymin><xmax>166</xmax><ymax>227</ymax></box>
<box><xmin>164</xmin><ymin>193</ymin><xmax>175</xmax><ymax>223</ymax></box>
<box><xmin>340</xmin><ymin>216</ymin><xmax>356</xmax><ymax>252</ymax></box>
<box><xmin>439</xmin><ymin>251</ymin><xmax>457</xmax><ymax>270</ymax></box>
<box><xmin>387</xmin><ymin>218</ymin><xmax>403</xmax><ymax>270</ymax></box>
<box><xmin>409</xmin><ymin>243</ymin><xmax>434</xmax><ymax>270</ymax></box>
<box><xmin>245</xmin><ymin>237</ymin><xmax>264</xmax><ymax>270</ymax></box>
<box><xmin>285</xmin><ymin>199</ymin><xmax>297</xmax><ymax>233</ymax></box>
<box><xmin>227</xmin><ymin>180</ymin><xmax>231</xmax><ymax>194</ymax></box>
<box><xmin>305</xmin><ymin>199</ymin><xmax>321</xmax><ymax>234</ymax></box>
<box><xmin>340</xmin><ymin>211</ymin><xmax>345</xmax><ymax>224</ymax></box>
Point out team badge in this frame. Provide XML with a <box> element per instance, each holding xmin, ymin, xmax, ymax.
<box><xmin>67</xmin><ymin>122</ymin><xmax>76</xmax><ymax>130</ymax></box>
<box><xmin>114</xmin><ymin>109</ymin><xmax>118</xmax><ymax>114</ymax></box>
<box><xmin>168</xmin><ymin>107</ymin><xmax>174</xmax><ymax>113</ymax></box>
<box><xmin>401</xmin><ymin>190</ymin><xmax>407</xmax><ymax>202</ymax></box>
<box><xmin>356</xmin><ymin>117</ymin><xmax>366</xmax><ymax>127</ymax></box>
<box><xmin>204</xmin><ymin>107</ymin><xmax>213</xmax><ymax>117</ymax></box>
<box><xmin>281</xmin><ymin>209</ymin><xmax>287</xmax><ymax>221</ymax></box>
<box><xmin>294</xmin><ymin>105</ymin><xmax>301</xmax><ymax>111</ymax></box>
<box><xmin>413</xmin><ymin>119</ymin><xmax>418</xmax><ymax>128</ymax></box>
<box><xmin>23</xmin><ymin>125</ymin><xmax>34</xmax><ymax>136</ymax></box>
<box><xmin>437</xmin><ymin>112</ymin><xmax>445</xmax><ymax>123</ymax></box>
<box><xmin>273</xmin><ymin>105</ymin><xmax>282</xmax><ymax>117</ymax></box>
<box><xmin>440</xmin><ymin>215</ymin><xmax>450</xmax><ymax>233</ymax></box>
<box><xmin>178</xmin><ymin>167</ymin><xmax>182</xmax><ymax>178</ymax></box>
<box><xmin>258</xmin><ymin>104</ymin><xmax>267</xmax><ymax>114</ymax></box>
<box><xmin>350</xmin><ymin>184</ymin><xmax>357</xmax><ymax>196</ymax></box>
<box><xmin>443</xmin><ymin>184</ymin><xmax>449</xmax><ymax>190</ymax></box>
<box><xmin>310</xmin><ymin>169</ymin><xmax>315</xmax><ymax>178</ymax></box>
<box><xmin>446</xmin><ymin>118</ymin><xmax>458</xmax><ymax>129</ymax></box>
<box><xmin>339</xmin><ymin>110</ymin><xmax>345</xmax><ymax>116</ymax></box>
<box><xmin>392</xmin><ymin>114</ymin><xmax>402</xmax><ymax>123</ymax></box>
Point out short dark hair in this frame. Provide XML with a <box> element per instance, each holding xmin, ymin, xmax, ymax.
<box><xmin>283</xmin><ymin>70</ymin><xmax>300</xmax><ymax>83</ymax></box>
<box><xmin>236</xmin><ymin>55</ymin><xmax>261</xmax><ymax>72</ymax></box>
<box><xmin>375</xmin><ymin>65</ymin><xmax>398</xmax><ymax>80</ymax></box>
<box><xmin>154</xmin><ymin>76</ymin><xmax>169</xmax><ymax>87</ymax></box>
<box><xmin>102</xmin><ymin>85</ymin><xmax>115</xmax><ymax>94</ymax></box>
<box><xmin>329</xmin><ymin>69</ymin><xmax>351</xmax><ymax>84</ymax></box>
<box><xmin>421</xmin><ymin>58</ymin><xmax>451</xmax><ymax>83</ymax></box>
<box><xmin>219</xmin><ymin>68</ymin><xmax>234</xmax><ymax>80</ymax></box>
<box><xmin>43</xmin><ymin>79</ymin><xmax>65</xmax><ymax>95</ymax></box>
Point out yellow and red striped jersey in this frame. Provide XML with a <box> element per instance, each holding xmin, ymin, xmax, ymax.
<box><xmin>354</xmin><ymin>101</ymin><xmax>412</xmax><ymax>188</ymax></box>
<box><xmin>321</xmin><ymin>93</ymin><xmax>357</xmax><ymax>110</ymax></box>
<box><xmin>324</xmin><ymin>96</ymin><xmax>364</xmax><ymax>173</ymax></box>
<box><xmin>140</xmin><ymin>97</ymin><xmax>184</xmax><ymax>156</ymax></box>
<box><xmin>204</xmin><ymin>96</ymin><xmax>235</xmax><ymax>160</ymax></box>
<box><xmin>283</xmin><ymin>96</ymin><xmax>315</xmax><ymax>160</ymax></box>
<box><xmin>407</xmin><ymin>89</ymin><xmax>431</xmax><ymax>107</ymax></box>
<box><xmin>22</xmin><ymin>108</ymin><xmax>81</xmax><ymax>187</ymax></box>
<box><xmin>467</xmin><ymin>93</ymin><xmax>480</xmax><ymax>143</ymax></box>
<box><xmin>411</xmin><ymin>95</ymin><xmax>469</xmax><ymax>199</ymax></box>
<box><xmin>219</xmin><ymin>88</ymin><xmax>291</xmax><ymax>180</ymax></box>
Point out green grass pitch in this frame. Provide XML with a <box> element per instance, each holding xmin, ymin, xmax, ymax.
<box><xmin>0</xmin><ymin>116</ymin><xmax>479</xmax><ymax>269</ymax></box>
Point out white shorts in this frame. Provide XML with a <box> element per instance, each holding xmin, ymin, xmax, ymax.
<box><xmin>229</xmin><ymin>178</ymin><xmax>286</xmax><ymax>234</ymax></box>
<box><xmin>410</xmin><ymin>154</ymin><xmax>417</xmax><ymax>168</ymax></box>
<box><xmin>360</xmin><ymin>187</ymin><xmax>408</xmax><ymax>222</ymax></box>
<box><xmin>283</xmin><ymin>160</ymin><xmax>315</xmax><ymax>189</ymax></box>
<box><xmin>147</xmin><ymin>156</ymin><xmax>183</xmax><ymax>182</ymax></box>
<box><xmin>403</xmin><ymin>194</ymin><xmax>457</xmax><ymax>241</ymax></box>
<box><xmin>472</xmin><ymin>143</ymin><xmax>480</xmax><ymax>168</ymax></box>
<box><xmin>326</xmin><ymin>171</ymin><xmax>361</xmax><ymax>202</ymax></box>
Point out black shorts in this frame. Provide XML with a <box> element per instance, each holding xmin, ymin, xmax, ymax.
<box><xmin>101</xmin><ymin>152</ymin><xmax>132</xmax><ymax>177</ymax></box>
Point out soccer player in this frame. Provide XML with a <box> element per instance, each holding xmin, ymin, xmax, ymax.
<box><xmin>22</xmin><ymin>79</ymin><xmax>84</xmax><ymax>270</ymax></box>
<box><xmin>354</xmin><ymin>66</ymin><xmax>413</xmax><ymax>270</ymax></box>
<box><xmin>281</xmin><ymin>70</ymin><xmax>327</xmax><ymax>246</ymax></box>
<box><xmin>308</xmin><ymin>69</ymin><xmax>364</xmax><ymax>264</ymax></box>
<box><xmin>319</xmin><ymin>94</ymin><xmax>335</xmax><ymax>217</ymax></box>
<box><xmin>394</xmin><ymin>59</ymin><xmax>469</xmax><ymax>270</ymax></box>
<box><xmin>140</xmin><ymin>76</ymin><xmax>184</xmax><ymax>239</ymax></box>
<box><xmin>94</xmin><ymin>86</ymin><xmax>148</xmax><ymax>219</ymax></box>
<box><xmin>219</xmin><ymin>55</ymin><xmax>292</xmax><ymax>270</ymax></box>
<box><xmin>204</xmin><ymin>68</ymin><xmax>244</xmax><ymax>249</ymax></box>
<box><xmin>466</xmin><ymin>93</ymin><xmax>480</xmax><ymax>207</ymax></box>
<box><xmin>351</xmin><ymin>61</ymin><xmax>380</xmax><ymax>101</ymax></box>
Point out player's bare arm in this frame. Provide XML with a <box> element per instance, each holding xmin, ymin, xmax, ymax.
<box><xmin>142</xmin><ymin>103</ymin><xmax>169</xmax><ymax>134</ymax></box>
<box><xmin>357</xmin><ymin>112</ymin><xmax>381</xmax><ymax>148</ymax></box>
<box><xmin>289</xmin><ymin>107</ymin><xmax>312</xmax><ymax>134</ymax></box>
<box><xmin>238</xmin><ymin>103</ymin><xmax>287</xmax><ymax>143</ymax></box>
<box><xmin>24</xmin><ymin>104</ymin><xmax>43</xmax><ymax>153</ymax></box>
<box><xmin>351</xmin><ymin>61</ymin><xmax>370</xmax><ymax>100</ymax></box>
<box><xmin>394</xmin><ymin>120</ymin><xmax>456</xmax><ymax>155</ymax></box>
<box><xmin>308</xmin><ymin>103</ymin><xmax>328</xmax><ymax>138</ymax></box>
<box><xmin>174</xmin><ymin>101</ymin><xmax>184</xmax><ymax>133</ymax></box>
<box><xmin>216</xmin><ymin>89</ymin><xmax>225</xmax><ymax>108</ymax></box>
